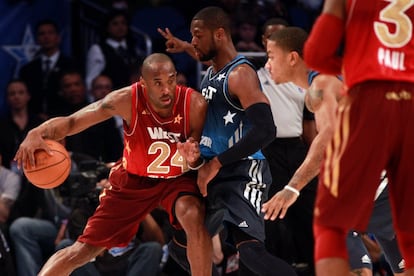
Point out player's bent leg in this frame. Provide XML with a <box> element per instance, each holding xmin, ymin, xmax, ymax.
<box><xmin>175</xmin><ymin>194</ymin><xmax>212</xmax><ymax>276</ymax></box>
<box><xmin>314</xmin><ymin>224</ymin><xmax>350</xmax><ymax>276</ymax></box>
<box><xmin>38</xmin><ymin>241</ymin><xmax>105</xmax><ymax>276</ymax></box>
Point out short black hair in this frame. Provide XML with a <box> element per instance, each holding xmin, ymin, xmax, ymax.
<box><xmin>102</xmin><ymin>9</ymin><xmax>130</xmax><ymax>38</ymax></box>
<box><xmin>262</xmin><ymin>17</ymin><xmax>289</xmax><ymax>33</ymax></box>
<box><xmin>268</xmin><ymin>26</ymin><xmax>308</xmax><ymax>57</ymax></box>
<box><xmin>193</xmin><ymin>6</ymin><xmax>231</xmax><ymax>34</ymax></box>
<box><xmin>35</xmin><ymin>19</ymin><xmax>59</xmax><ymax>34</ymax></box>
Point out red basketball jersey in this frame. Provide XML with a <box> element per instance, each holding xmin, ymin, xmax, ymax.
<box><xmin>343</xmin><ymin>0</ymin><xmax>414</xmax><ymax>88</ymax></box>
<box><xmin>123</xmin><ymin>82</ymin><xmax>193</xmax><ymax>178</ymax></box>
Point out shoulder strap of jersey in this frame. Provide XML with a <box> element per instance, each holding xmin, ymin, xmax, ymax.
<box><xmin>183</xmin><ymin>86</ymin><xmax>193</xmax><ymax>139</ymax></box>
<box><xmin>125</xmin><ymin>82</ymin><xmax>139</xmax><ymax>135</ymax></box>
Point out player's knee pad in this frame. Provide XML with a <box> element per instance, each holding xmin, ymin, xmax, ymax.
<box><xmin>314</xmin><ymin>224</ymin><xmax>348</xmax><ymax>262</ymax></box>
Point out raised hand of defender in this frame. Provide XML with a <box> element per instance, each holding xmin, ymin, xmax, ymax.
<box><xmin>261</xmin><ymin>188</ymin><xmax>298</xmax><ymax>220</ymax></box>
<box><xmin>157</xmin><ymin>27</ymin><xmax>187</xmax><ymax>54</ymax></box>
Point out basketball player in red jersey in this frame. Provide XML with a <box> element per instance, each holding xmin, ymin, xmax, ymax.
<box><xmin>304</xmin><ymin>0</ymin><xmax>414</xmax><ymax>276</ymax></box>
<box><xmin>14</xmin><ymin>53</ymin><xmax>213</xmax><ymax>276</ymax></box>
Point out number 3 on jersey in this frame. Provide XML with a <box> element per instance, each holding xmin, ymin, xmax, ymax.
<box><xmin>147</xmin><ymin>141</ymin><xmax>189</xmax><ymax>174</ymax></box>
<box><xmin>374</xmin><ymin>0</ymin><xmax>413</xmax><ymax>48</ymax></box>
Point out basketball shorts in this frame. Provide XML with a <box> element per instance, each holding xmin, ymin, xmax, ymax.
<box><xmin>314</xmin><ymin>81</ymin><xmax>414</xmax><ymax>233</ymax></box>
<box><xmin>78</xmin><ymin>162</ymin><xmax>200</xmax><ymax>249</ymax></box>
<box><xmin>206</xmin><ymin>159</ymin><xmax>271</xmax><ymax>242</ymax></box>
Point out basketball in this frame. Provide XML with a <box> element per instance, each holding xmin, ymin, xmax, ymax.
<box><xmin>23</xmin><ymin>139</ymin><xmax>71</xmax><ymax>189</ymax></box>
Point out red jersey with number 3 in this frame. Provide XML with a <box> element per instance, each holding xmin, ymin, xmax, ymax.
<box><xmin>344</xmin><ymin>0</ymin><xmax>414</xmax><ymax>88</ymax></box>
<box><xmin>123</xmin><ymin>82</ymin><xmax>192</xmax><ymax>178</ymax></box>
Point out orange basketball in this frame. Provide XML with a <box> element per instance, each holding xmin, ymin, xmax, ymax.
<box><xmin>23</xmin><ymin>139</ymin><xmax>71</xmax><ymax>189</ymax></box>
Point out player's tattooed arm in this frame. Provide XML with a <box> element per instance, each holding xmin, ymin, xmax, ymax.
<box><xmin>100</xmin><ymin>98</ymin><xmax>116</xmax><ymax>111</ymax></box>
<box><xmin>305</xmin><ymin>87</ymin><xmax>323</xmax><ymax>112</ymax></box>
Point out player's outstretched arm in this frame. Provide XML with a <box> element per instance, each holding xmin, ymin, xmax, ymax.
<box><xmin>262</xmin><ymin>74</ymin><xmax>342</xmax><ymax>220</ymax></box>
<box><xmin>14</xmin><ymin>86</ymin><xmax>132</xmax><ymax>168</ymax></box>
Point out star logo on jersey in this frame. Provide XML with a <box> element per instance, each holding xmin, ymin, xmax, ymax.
<box><xmin>223</xmin><ymin>110</ymin><xmax>236</xmax><ymax>125</ymax></box>
<box><xmin>125</xmin><ymin>140</ymin><xmax>131</xmax><ymax>155</ymax></box>
<box><xmin>217</xmin><ymin>73</ymin><xmax>226</xmax><ymax>81</ymax></box>
<box><xmin>174</xmin><ymin>114</ymin><xmax>183</xmax><ymax>124</ymax></box>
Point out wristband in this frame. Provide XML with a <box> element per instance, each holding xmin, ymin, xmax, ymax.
<box><xmin>284</xmin><ymin>185</ymin><xmax>300</xmax><ymax>197</ymax></box>
<box><xmin>188</xmin><ymin>159</ymin><xmax>205</xmax><ymax>170</ymax></box>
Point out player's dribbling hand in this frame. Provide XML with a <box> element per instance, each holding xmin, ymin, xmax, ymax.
<box><xmin>14</xmin><ymin>129</ymin><xmax>53</xmax><ymax>169</ymax></box>
<box><xmin>261</xmin><ymin>189</ymin><xmax>298</xmax><ymax>220</ymax></box>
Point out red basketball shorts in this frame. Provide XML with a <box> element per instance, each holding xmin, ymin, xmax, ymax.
<box><xmin>78</xmin><ymin>162</ymin><xmax>200</xmax><ymax>249</ymax></box>
<box><xmin>314</xmin><ymin>81</ymin><xmax>414</xmax><ymax>233</ymax></box>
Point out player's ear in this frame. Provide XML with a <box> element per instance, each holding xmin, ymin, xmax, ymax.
<box><xmin>139</xmin><ymin>76</ymin><xmax>145</xmax><ymax>87</ymax></box>
<box><xmin>288</xmin><ymin>51</ymin><xmax>300</xmax><ymax>66</ymax></box>
<box><xmin>215</xmin><ymin>28</ymin><xmax>225</xmax><ymax>40</ymax></box>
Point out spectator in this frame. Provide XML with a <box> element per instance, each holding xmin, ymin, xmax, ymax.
<box><xmin>58</xmin><ymin>70</ymin><xmax>123</xmax><ymax>163</ymax></box>
<box><xmin>85</xmin><ymin>9</ymin><xmax>144</xmax><ymax>96</ymax></box>
<box><xmin>55</xmin><ymin>70</ymin><xmax>89</xmax><ymax>116</ymax></box>
<box><xmin>0</xmin><ymin>149</ymin><xmax>21</xmax><ymax>275</ymax></box>
<box><xmin>0</xmin><ymin>79</ymin><xmax>44</xmax><ymax>171</ymax></box>
<box><xmin>0</xmin><ymin>79</ymin><xmax>45</xmax><ymax>225</ymax></box>
<box><xmin>90</xmin><ymin>74</ymin><xmax>123</xmax><ymax>141</ymax></box>
<box><xmin>19</xmin><ymin>19</ymin><xmax>78</xmax><ymax>119</ymax></box>
<box><xmin>234</xmin><ymin>17</ymin><xmax>264</xmax><ymax>52</ymax></box>
<box><xmin>0</xmin><ymin>151</ymin><xmax>21</xmax><ymax>225</ymax></box>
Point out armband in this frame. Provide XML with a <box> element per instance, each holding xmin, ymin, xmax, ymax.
<box><xmin>283</xmin><ymin>185</ymin><xmax>300</xmax><ymax>197</ymax></box>
<box><xmin>188</xmin><ymin>159</ymin><xmax>205</xmax><ymax>170</ymax></box>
